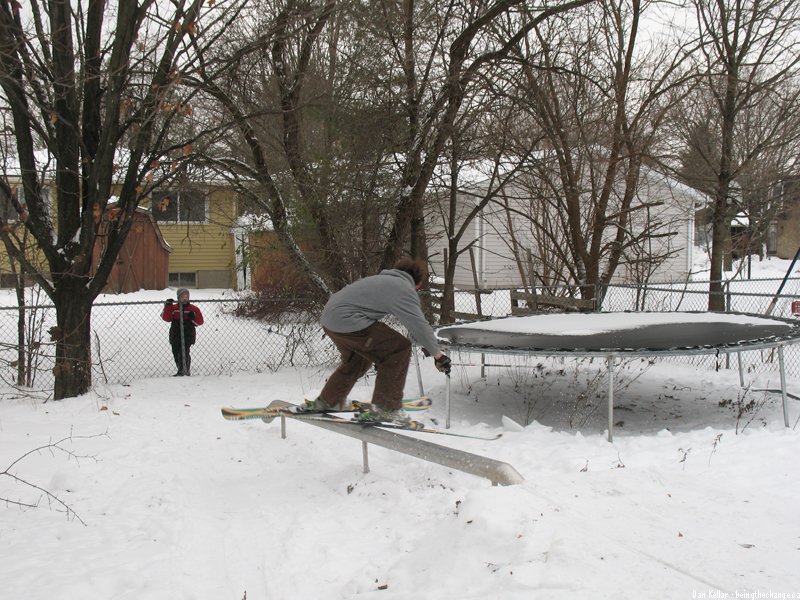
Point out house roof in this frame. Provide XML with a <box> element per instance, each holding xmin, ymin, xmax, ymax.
<box><xmin>2</xmin><ymin>148</ymin><xmax>233</xmax><ymax>187</ymax></box>
<box><xmin>436</xmin><ymin>156</ymin><xmax>705</xmax><ymax>213</ymax></box>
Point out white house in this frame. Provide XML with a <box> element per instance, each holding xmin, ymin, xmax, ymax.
<box><xmin>426</xmin><ymin>163</ymin><xmax>701</xmax><ymax>290</ymax></box>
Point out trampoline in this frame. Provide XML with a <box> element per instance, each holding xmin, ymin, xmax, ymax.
<box><xmin>435</xmin><ymin>311</ymin><xmax>800</xmax><ymax>440</ymax></box>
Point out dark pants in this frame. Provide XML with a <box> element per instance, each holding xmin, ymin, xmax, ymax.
<box><xmin>170</xmin><ymin>323</ymin><xmax>195</xmax><ymax>375</ymax></box>
<box><xmin>171</xmin><ymin>340</ymin><xmax>192</xmax><ymax>375</ymax></box>
<box><xmin>321</xmin><ymin>322</ymin><xmax>411</xmax><ymax>410</ymax></box>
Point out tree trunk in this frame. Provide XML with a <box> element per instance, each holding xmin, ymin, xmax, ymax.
<box><xmin>709</xmin><ymin>68</ymin><xmax>739</xmax><ymax>312</ymax></box>
<box><xmin>708</xmin><ymin>202</ymin><xmax>729</xmax><ymax>311</ymax></box>
<box><xmin>15</xmin><ymin>277</ymin><xmax>26</xmax><ymax>387</ymax></box>
<box><xmin>440</xmin><ymin>246</ymin><xmax>459</xmax><ymax>324</ymax></box>
<box><xmin>51</xmin><ymin>285</ymin><xmax>93</xmax><ymax>400</ymax></box>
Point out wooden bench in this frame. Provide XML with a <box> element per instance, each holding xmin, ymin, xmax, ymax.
<box><xmin>509</xmin><ymin>289</ymin><xmax>595</xmax><ymax>315</ymax></box>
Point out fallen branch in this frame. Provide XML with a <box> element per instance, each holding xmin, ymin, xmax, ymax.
<box><xmin>1</xmin><ymin>429</ymin><xmax>109</xmax><ymax>526</ymax></box>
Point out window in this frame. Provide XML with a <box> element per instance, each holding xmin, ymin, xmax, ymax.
<box><xmin>0</xmin><ymin>188</ymin><xmax>18</xmax><ymax>222</ymax></box>
<box><xmin>151</xmin><ymin>189</ymin><xmax>206</xmax><ymax>222</ymax></box>
<box><xmin>0</xmin><ymin>185</ymin><xmax>50</xmax><ymax>222</ymax></box>
<box><xmin>767</xmin><ymin>222</ymin><xmax>778</xmax><ymax>255</ymax></box>
<box><xmin>168</xmin><ymin>272</ymin><xmax>196</xmax><ymax>288</ymax></box>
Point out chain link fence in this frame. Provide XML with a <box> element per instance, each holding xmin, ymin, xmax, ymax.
<box><xmin>1</xmin><ymin>278</ymin><xmax>798</xmax><ymax>396</ymax></box>
<box><xmin>0</xmin><ymin>298</ymin><xmax>339</xmax><ymax>397</ymax></box>
<box><xmin>600</xmin><ymin>277</ymin><xmax>800</xmax><ymax>316</ymax></box>
<box><xmin>599</xmin><ymin>277</ymin><xmax>800</xmax><ymax>381</ymax></box>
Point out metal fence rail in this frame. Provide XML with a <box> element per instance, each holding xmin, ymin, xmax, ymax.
<box><xmin>0</xmin><ymin>277</ymin><xmax>798</xmax><ymax>395</ymax></box>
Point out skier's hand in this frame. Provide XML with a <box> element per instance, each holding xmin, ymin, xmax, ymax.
<box><xmin>434</xmin><ymin>353</ymin><xmax>451</xmax><ymax>374</ymax></box>
<box><xmin>165</xmin><ymin>298</ymin><xmax>174</xmax><ymax>306</ymax></box>
<box><xmin>185</xmin><ymin>310</ymin><xmax>195</xmax><ymax>321</ymax></box>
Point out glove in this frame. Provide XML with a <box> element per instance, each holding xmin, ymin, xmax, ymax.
<box><xmin>185</xmin><ymin>310</ymin><xmax>195</xmax><ymax>321</ymax></box>
<box><xmin>164</xmin><ymin>298</ymin><xmax>174</xmax><ymax>306</ymax></box>
<box><xmin>434</xmin><ymin>353</ymin><xmax>451</xmax><ymax>374</ymax></box>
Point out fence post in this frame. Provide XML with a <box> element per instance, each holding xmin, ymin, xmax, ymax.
<box><xmin>725</xmin><ymin>280</ymin><xmax>732</xmax><ymax>312</ymax></box>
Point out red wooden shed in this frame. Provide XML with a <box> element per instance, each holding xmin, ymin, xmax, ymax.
<box><xmin>92</xmin><ymin>206</ymin><xmax>172</xmax><ymax>293</ymax></box>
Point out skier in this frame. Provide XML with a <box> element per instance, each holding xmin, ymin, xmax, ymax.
<box><xmin>302</xmin><ymin>257</ymin><xmax>451</xmax><ymax>424</ymax></box>
<box><xmin>162</xmin><ymin>288</ymin><xmax>204</xmax><ymax>376</ymax></box>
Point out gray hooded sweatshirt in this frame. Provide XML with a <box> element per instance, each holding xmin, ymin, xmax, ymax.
<box><xmin>321</xmin><ymin>269</ymin><xmax>441</xmax><ymax>356</ymax></box>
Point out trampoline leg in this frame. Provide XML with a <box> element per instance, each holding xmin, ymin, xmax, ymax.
<box><xmin>779</xmin><ymin>345</ymin><xmax>789</xmax><ymax>428</ymax></box>
<box><xmin>737</xmin><ymin>351</ymin><xmax>744</xmax><ymax>388</ymax></box>
<box><xmin>446</xmin><ymin>373</ymin><xmax>451</xmax><ymax>429</ymax></box>
<box><xmin>607</xmin><ymin>355</ymin><xmax>615</xmax><ymax>443</ymax></box>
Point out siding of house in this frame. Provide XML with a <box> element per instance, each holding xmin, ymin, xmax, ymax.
<box><xmin>427</xmin><ymin>167</ymin><xmax>697</xmax><ymax>290</ymax></box>
<box><xmin>428</xmin><ymin>183</ymin><xmax>553</xmax><ymax>289</ymax></box>
<box><xmin>154</xmin><ymin>186</ymin><xmax>238</xmax><ymax>289</ymax></box>
<box><xmin>619</xmin><ymin>171</ymin><xmax>696</xmax><ymax>283</ymax></box>
<box><xmin>426</xmin><ymin>187</ymin><xmax>492</xmax><ymax>287</ymax></box>
<box><xmin>1</xmin><ymin>181</ymin><xmax>242</xmax><ymax>290</ymax></box>
<box><xmin>1</xmin><ymin>181</ymin><xmax>56</xmax><ymax>286</ymax></box>
<box><xmin>467</xmin><ymin>196</ymin><xmax>533</xmax><ymax>288</ymax></box>
<box><xmin>775</xmin><ymin>202</ymin><xmax>800</xmax><ymax>259</ymax></box>
<box><xmin>0</xmin><ymin>242</ymin><xmax>50</xmax><ymax>287</ymax></box>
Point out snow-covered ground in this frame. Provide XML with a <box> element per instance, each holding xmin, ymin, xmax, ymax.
<box><xmin>1</xmin><ymin>254</ymin><xmax>799</xmax><ymax>599</ymax></box>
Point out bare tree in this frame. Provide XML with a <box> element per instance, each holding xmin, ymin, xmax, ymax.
<box><xmin>188</xmin><ymin>0</ymin><xmax>385</xmax><ymax>295</ymax></box>
<box><xmin>190</xmin><ymin>0</ymin><xmax>596</xmax><ymax>300</ymax></box>
<box><xmin>0</xmin><ymin>1</ymin><xmax>246</xmax><ymax>398</ymax></box>
<box><xmin>376</xmin><ymin>0</ymin><xmax>598</xmax><ymax>271</ymax></box>
<box><xmin>494</xmin><ymin>0</ymin><xmax>693</xmax><ymax>300</ymax></box>
<box><xmin>689</xmin><ymin>0</ymin><xmax>800</xmax><ymax>309</ymax></box>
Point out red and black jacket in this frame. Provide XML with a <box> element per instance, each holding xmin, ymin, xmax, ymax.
<box><xmin>162</xmin><ymin>301</ymin><xmax>204</xmax><ymax>345</ymax></box>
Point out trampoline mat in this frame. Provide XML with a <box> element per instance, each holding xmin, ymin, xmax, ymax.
<box><xmin>436</xmin><ymin>312</ymin><xmax>800</xmax><ymax>353</ymax></box>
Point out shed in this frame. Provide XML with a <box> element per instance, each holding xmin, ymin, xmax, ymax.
<box><xmin>92</xmin><ymin>205</ymin><xmax>172</xmax><ymax>293</ymax></box>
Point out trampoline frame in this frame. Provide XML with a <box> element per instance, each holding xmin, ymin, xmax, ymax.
<box><xmin>433</xmin><ymin>312</ymin><xmax>800</xmax><ymax>441</ymax></box>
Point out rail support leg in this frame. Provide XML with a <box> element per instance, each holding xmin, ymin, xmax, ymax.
<box><xmin>362</xmin><ymin>441</ymin><xmax>370</xmax><ymax>474</ymax></box>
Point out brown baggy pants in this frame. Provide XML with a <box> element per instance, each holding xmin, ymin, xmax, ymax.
<box><xmin>320</xmin><ymin>322</ymin><xmax>412</xmax><ymax>410</ymax></box>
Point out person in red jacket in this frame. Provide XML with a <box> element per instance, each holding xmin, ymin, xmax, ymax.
<box><xmin>161</xmin><ymin>288</ymin><xmax>204</xmax><ymax>376</ymax></box>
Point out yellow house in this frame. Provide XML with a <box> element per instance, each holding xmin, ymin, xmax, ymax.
<box><xmin>0</xmin><ymin>179</ymin><xmax>242</xmax><ymax>291</ymax></box>
<box><xmin>148</xmin><ymin>183</ymin><xmax>239</xmax><ymax>289</ymax></box>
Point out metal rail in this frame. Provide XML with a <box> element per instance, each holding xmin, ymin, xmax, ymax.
<box><xmin>263</xmin><ymin>401</ymin><xmax>524</xmax><ymax>486</ymax></box>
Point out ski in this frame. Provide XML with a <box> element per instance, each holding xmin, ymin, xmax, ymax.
<box><xmin>221</xmin><ymin>406</ymin><xmax>349</xmax><ymax>421</ymax></box>
<box><xmin>221</xmin><ymin>397</ymin><xmax>431</xmax><ymax>421</ymax></box>
<box><xmin>221</xmin><ymin>408</ymin><xmax>502</xmax><ymax>441</ymax></box>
